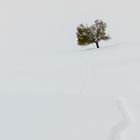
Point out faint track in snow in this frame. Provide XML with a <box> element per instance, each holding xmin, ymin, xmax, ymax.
<box><xmin>108</xmin><ymin>99</ymin><xmax>134</xmax><ymax>140</ymax></box>
<box><xmin>79</xmin><ymin>53</ymin><xmax>92</xmax><ymax>95</ymax></box>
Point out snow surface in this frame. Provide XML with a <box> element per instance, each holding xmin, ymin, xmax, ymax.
<box><xmin>0</xmin><ymin>0</ymin><xmax>140</xmax><ymax>139</ymax></box>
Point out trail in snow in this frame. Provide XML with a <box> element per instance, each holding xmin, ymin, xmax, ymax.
<box><xmin>108</xmin><ymin>99</ymin><xmax>134</xmax><ymax>140</ymax></box>
<box><xmin>79</xmin><ymin>52</ymin><xmax>92</xmax><ymax>95</ymax></box>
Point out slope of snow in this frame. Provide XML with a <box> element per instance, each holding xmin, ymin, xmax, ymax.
<box><xmin>0</xmin><ymin>43</ymin><xmax>139</xmax><ymax>140</ymax></box>
<box><xmin>0</xmin><ymin>95</ymin><xmax>123</xmax><ymax>140</ymax></box>
<box><xmin>1</xmin><ymin>0</ymin><xmax>140</xmax><ymax>139</ymax></box>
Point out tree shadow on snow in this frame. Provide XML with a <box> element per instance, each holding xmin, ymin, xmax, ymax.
<box><xmin>67</xmin><ymin>41</ymin><xmax>133</xmax><ymax>55</ymax></box>
<box><xmin>76</xmin><ymin>42</ymin><xmax>125</xmax><ymax>53</ymax></box>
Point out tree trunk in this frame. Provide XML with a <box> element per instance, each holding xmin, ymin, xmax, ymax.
<box><xmin>95</xmin><ymin>42</ymin><xmax>99</xmax><ymax>48</ymax></box>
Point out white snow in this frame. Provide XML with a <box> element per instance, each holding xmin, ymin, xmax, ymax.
<box><xmin>0</xmin><ymin>0</ymin><xmax>140</xmax><ymax>139</ymax></box>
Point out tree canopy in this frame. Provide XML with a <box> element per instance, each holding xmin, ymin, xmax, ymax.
<box><xmin>76</xmin><ymin>19</ymin><xmax>110</xmax><ymax>48</ymax></box>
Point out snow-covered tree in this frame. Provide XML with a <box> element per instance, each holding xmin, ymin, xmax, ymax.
<box><xmin>76</xmin><ymin>19</ymin><xmax>110</xmax><ymax>48</ymax></box>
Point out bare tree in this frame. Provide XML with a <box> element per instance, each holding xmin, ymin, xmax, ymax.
<box><xmin>76</xmin><ymin>19</ymin><xmax>110</xmax><ymax>48</ymax></box>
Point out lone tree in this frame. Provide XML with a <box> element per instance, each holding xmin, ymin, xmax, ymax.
<box><xmin>76</xmin><ymin>19</ymin><xmax>110</xmax><ymax>48</ymax></box>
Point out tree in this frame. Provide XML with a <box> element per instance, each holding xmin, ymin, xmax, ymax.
<box><xmin>76</xmin><ymin>19</ymin><xmax>110</xmax><ymax>48</ymax></box>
